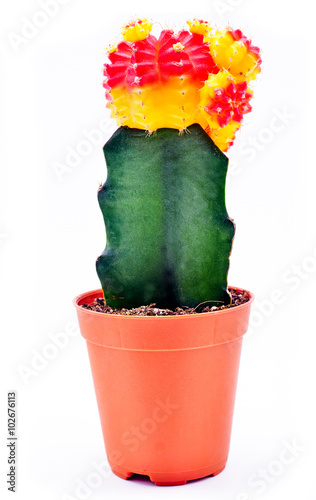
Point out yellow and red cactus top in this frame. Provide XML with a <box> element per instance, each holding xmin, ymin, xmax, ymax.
<box><xmin>104</xmin><ymin>19</ymin><xmax>261</xmax><ymax>151</ymax></box>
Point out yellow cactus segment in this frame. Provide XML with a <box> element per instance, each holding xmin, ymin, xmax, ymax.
<box><xmin>209</xmin><ymin>29</ymin><xmax>260</xmax><ymax>82</ymax></box>
<box><xmin>122</xmin><ymin>19</ymin><xmax>153</xmax><ymax>42</ymax></box>
<box><xmin>106</xmin><ymin>88</ymin><xmax>130</xmax><ymax>127</ymax></box>
<box><xmin>204</xmin><ymin>30</ymin><xmax>233</xmax><ymax>52</ymax></box>
<box><xmin>107</xmin><ymin>77</ymin><xmax>202</xmax><ymax>131</ymax></box>
<box><xmin>208</xmin><ymin>121</ymin><xmax>241</xmax><ymax>152</ymax></box>
<box><xmin>187</xmin><ymin>19</ymin><xmax>210</xmax><ymax>36</ymax></box>
<box><xmin>200</xmin><ymin>69</ymin><xmax>234</xmax><ymax>100</ymax></box>
<box><xmin>238</xmin><ymin>53</ymin><xmax>261</xmax><ymax>82</ymax></box>
<box><xmin>108</xmin><ymin>83</ymin><xmax>240</xmax><ymax>149</ymax></box>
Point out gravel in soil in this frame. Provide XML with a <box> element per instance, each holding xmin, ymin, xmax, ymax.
<box><xmin>81</xmin><ymin>288</ymin><xmax>250</xmax><ymax>316</ymax></box>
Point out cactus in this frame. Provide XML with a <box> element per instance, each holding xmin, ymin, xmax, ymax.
<box><xmin>97</xmin><ymin>19</ymin><xmax>261</xmax><ymax>309</ymax></box>
<box><xmin>97</xmin><ymin>124</ymin><xmax>234</xmax><ymax>309</ymax></box>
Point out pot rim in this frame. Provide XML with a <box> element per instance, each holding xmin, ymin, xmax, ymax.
<box><xmin>73</xmin><ymin>286</ymin><xmax>254</xmax><ymax>321</ymax></box>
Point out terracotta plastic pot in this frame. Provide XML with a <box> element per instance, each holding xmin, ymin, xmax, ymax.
<box><xmin>74</xmin><ymin>287</ymin><xmax>253</xmax><ymax>486</ymax></box>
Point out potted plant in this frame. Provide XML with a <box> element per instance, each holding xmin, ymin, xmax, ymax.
<box><xmin>74</xmin><ymin>18</ymin><xmax>261</xmax><ymax>486</ymax></box>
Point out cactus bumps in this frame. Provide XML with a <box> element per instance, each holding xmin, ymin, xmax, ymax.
<box><xmin>104</xmin><ymin>19</ymin><xmax>261</xmax><ymax>151</ymax></box>
<box><xmin>97</xmin><ymin>19</ymin><xmax>261</xmax><ymax>309</ymax></box>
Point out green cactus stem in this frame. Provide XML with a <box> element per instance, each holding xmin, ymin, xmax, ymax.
<box><xmin>96</xmin><ymin>123</ymin><xmax>235</xmax><ymax>309</ymax></box>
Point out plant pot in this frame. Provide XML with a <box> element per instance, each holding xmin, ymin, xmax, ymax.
<box><xmin>74</xmin><ymin>287</ymin><xmax>254</xmax><ymax>486</ymax></box>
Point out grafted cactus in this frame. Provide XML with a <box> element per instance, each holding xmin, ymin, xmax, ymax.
<box><xmin>96</xmin><ymin>19</ymin><xmax>261</xmax><ymax>309</ymax></box>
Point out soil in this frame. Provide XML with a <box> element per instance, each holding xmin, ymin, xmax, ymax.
<box><xmin>81</xmin><ymin>287</ymin><xmax>250</xmax><ymax>316</ymax></box>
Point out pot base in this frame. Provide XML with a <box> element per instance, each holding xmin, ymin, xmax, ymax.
<box><xmin>111</xmin><ymin>460</ymin><xmax>226</xmax><ymax>486</ymax></box>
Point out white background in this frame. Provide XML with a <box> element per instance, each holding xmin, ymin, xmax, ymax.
<box><xmin>1</xmin><ymin>0</ymin><xmax>316</xmax><ymax>499</ymax></box>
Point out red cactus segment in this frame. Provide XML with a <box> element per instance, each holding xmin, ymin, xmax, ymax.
<box><xmin>177</xmin><ymin>31</ymin><xmax>219</xmax><ymax>81</ymax></box>
<box><xmin>157</xmin><ymin>29</ymin><xmax>176</xmax><ymax>47</ymax></box>
<box><xmin>104</xmin><ymin>41</ymin><xmax>133</xmax><ymax>88</ymax></box>
<box><xmin>204</xmin><ymin>81</ymin><xmax>252</xmax><ymax>128</ymax></box>
<box><xmin>158</xmin><ymin>30</ymin><xmax>218</xmax><ymax>82</ymax></box>
<box><xmin>157</xmin><ymin>30</ymin><xmax>192</xmax><ymax>80</ymax></box>
<box><xmin>131</xmin><ymin>35</ymin><xmax>160</xmax><ymax>86</ymax></box>
<box><xmin>103</xmin><ymin>81</ymin><xmax>111</xmax><ymax>91</ymax></box>
<box><xmin>105</xmin><ymin>29</ymin><xmax>220</xmax><ymax>91</ymax></box>
<box><xmin>105</xmin><ymin>36</ymin><xmax>159</xmax><ymax>89</ymax></box>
